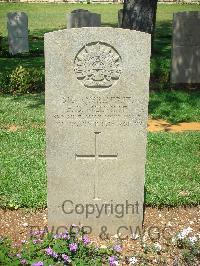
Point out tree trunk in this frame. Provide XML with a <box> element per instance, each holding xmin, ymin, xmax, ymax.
<box><xmin>122</xmin><ymin>0</ymin><xmax>158</xmax><ymax>33</ymax></box>
<box><xmin>122</xmin><ymin>0</ymin><xmax>158</xmax><ymax>51</ymax></box>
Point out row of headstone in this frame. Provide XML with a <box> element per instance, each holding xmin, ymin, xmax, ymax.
<box><xmin>67</xmin><ymin>9</ymin><xmax>101</xmax><ymax>28</ymax></box>
<box><xmin>7</xmin><ymin>10</ymin><xmax>200</xmax><ymax>84</ymax></box>
<box><xmin>7</xmin><ymin>10</ymin><xmax>101</xmax><ymax>55</ymax></box>
<box><xmin>117</xmin><ymin>10</ymin><xmax>200</xmax><ymax>84</ymax></box>
<box><xmin>45</xmin><ymin>10</ymin><xmax>200</xmax><ymax>236</ymax></box>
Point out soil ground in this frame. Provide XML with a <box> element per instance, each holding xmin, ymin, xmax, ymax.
<box><xmin>0</xmin><ymin>206</ymin><xmax>200</xmax><ymax>265</ymax></box>
<box><xmin>148</xmin><ymin>119</ymin><xmax>200</xmax><ymax>132</ymax></box>
<box><xmin>1</xmin><ymin>120</ymin><xmax>199</xmax><ymax>264</ymax></box>
<box><xmin>5</xmin><ymin>120</ymin><xmax>200</xmax><ymax>133</ymax></box>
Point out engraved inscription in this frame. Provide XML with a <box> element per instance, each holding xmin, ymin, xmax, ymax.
<box><xmin>74</xmin><ymin>42</ymin><xmax>122</xmax><ymax>89</ymax></box>
<box><xmin>53</xmin><ymin>95</ymin><xmax>147</xmax><ymax>129</ymax></box>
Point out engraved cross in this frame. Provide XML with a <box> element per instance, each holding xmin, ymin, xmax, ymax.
<box><xmin>75</xmin><ymin>132</ymin><xmax>118</xmax><ymax>161</ymax></box>
<box><xmin>75</xmin><ymin>132</ymin><xmax>118</xmax><ymax>200</ymax></box>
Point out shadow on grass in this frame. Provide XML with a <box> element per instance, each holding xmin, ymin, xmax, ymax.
<box><xmin>1</xmin><ymin>21</ymin><xmax>171</xmax><ymax>75</ymax></box>
<box><xmin>27</xmin><ymin>94</ymin><xmax>45</xmax><ymax>109</ymax></box>
<box><xmin>1</xmin><ymin>21</ymin><xmax>199</xmax><ymax>92</ymax></box>
<box><xmin>150</xmin><ymin>20</ymin><xmax>172</xmax><ymax>90</ymax></box>
<box><xmin>101</xmin><ymin>22</ymin><xmax>118</xmax><ymax>28</ymax></box>
<box><xmin>1</xmin><ymin>92</ymin><xmax>45</xmax><ymax>109</ymax></box>
<box><xmin>154</xmin><ymin>20</ymin><xmax>172</xmax><ymax>58</ymax></box>
<box><xmin>0</xmin><ymin>28</ymin><xmax>61</xmax><ymax>73</ymax></box>
<box><xmin>149</xmin><ymin>90</ymin><xmax>200</xmax><ymax>123</ymax></box>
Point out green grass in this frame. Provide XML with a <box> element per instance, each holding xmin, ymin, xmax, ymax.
<box><xmin>0</xmin><ymin>129</ymin><xmax>46</xmax><ymax>209</ymax></box>
<box><xmin>146</xmin><ymin>132</ymin><xmax>200</xmax><ymax>206</ymax></box>
<box><xmin>0</xmin><ymin>93</ymin><xmax>45</xmax><ymax>128</ymax></box>
<box><xmin>0</xmin><ymin>93</ymin><xmax>199</xmax><ymax>208</ymax></box>
<box><xmin>0</xmin><ymin>127</ymin><xmax>199</xmax><ymax>208</ymax></box>
<box><xmin>0</xmin><ymin>4</ymin><xmax>200</xmax><ymax>209</ymax></box>
<box><xmin>149</xmin><ymin>90</ymin><xmax>200</xmax><ymax>123</ymax></box>
<box><xmin>0</xmin><ymin>91</ymin><xmax>199</xmax><ymax>127</ymax></box>
<box><xmin>0</xmin><ymin>3</ymin><xmax>200</xmax><ymax>78</ymax></box>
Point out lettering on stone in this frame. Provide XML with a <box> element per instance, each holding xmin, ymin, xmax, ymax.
<box><xmin>52</xmin><ymin>95</ymin><xmax>146</xmax><ymax>129</ymax></box>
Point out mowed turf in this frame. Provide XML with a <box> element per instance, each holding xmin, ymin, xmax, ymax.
<box><xmin>0</xmin><ymin>128</ymin><xmax>199</xmax><ymax>209</ymax></box>
<box><xmin>0</xmin><ymin>3</ymin><xmax>200</xmax><ymax>74</ymax></box>
<box><xmin>0</xmin><ymin>94</ymin><xmax>199</xmax><ymax>208</ymax></box>
<box><xmin>1</xmin><ymin>3</ymin><xmax>200</xmax><ymax>124</ymax></box>
<box><xmin>0</xmin><ymin>4</ymin><xmax>200</xmax><ymax>208</ymax></box>
<box><xmin>0</xmin><ymin>3</ymin><xmax>200</xmax><ymax>35</ymax></box>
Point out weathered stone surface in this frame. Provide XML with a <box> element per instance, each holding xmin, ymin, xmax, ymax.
<box><xmin>45</xmin><ymin>28</ymin><xmax>151</xmax><ymax>236</ymax></box>
<box><xmin>171</xmin><ymin>11</ymin><xmax>200</xmax><ymax>84</ymax></box>
<box><xmin>7</xmin><ymin>12</ymin><xmax>29</xmax><ymax>55</ymax></box>
<box><xmin>67</xmin><ymin>9</ymin><xmax>101</xmax><ymax>28</ymax></box>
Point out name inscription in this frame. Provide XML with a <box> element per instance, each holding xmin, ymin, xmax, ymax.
<box><xmin>53</xmin><ymin>95</ymin><xmax>147</xmax><ymax>128</ymax></box>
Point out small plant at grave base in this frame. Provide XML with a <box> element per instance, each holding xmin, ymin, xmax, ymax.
<box><xmin>141</xmin><ymin>242</ymin><xmax>162</xmax><ymax>256</ymax></box>
<box><xmin>172</xmin><ymin>227</ymin><xmax>200</xmax><ymax>265</ymax></box>
<box><xmin>0</xmin><ymin>225</ymin><xmax>122</xmax><ymax>266</ymax></box>
<box><xmin>0</xmin><ymin>65</ymin><xmax>44</xmax><ymax>94</ymax></box>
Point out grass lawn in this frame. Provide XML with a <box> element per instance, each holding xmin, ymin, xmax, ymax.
<box><xmin>0</xmin><ymin>4</ymin><xmax>200</xmax><ymax>209</ymax></box>
<box><xmin>0</xmin><ymin>3</ymin><xmax>200</xmax><ymax>80</ymax></box>
<box><xmin>1</xmin><ymin>3</ymin><xmax>200</xmax><ymax>123</ymax></box>
<box><xmin>0</xmin><ymin>93</ymin><xmax>200</xmax><ymax>208</ymax></box>
<box><xmin>1</xmin><ymin>127</ymin><xmax>199</xmax><ymax>209</ymax></box>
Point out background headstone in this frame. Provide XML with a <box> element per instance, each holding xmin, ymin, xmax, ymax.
<box><xmin>171</xmin><ymin>11</ymin><xmax>200</xmax><ymax>84</ymax></box>
<box><xmin>67</xmin><ymin>9</ymin><xmax>101</xmax><ymax>28</ymax></box>
<box><xmin>7</xmin><ymin>12</ymin><xmax>29</xmax><ymax>55</ymax></box>
<box><xmin>45</xmin><ymin>27</ymin><xmax>151</xmax><ymax>236</ymax></box>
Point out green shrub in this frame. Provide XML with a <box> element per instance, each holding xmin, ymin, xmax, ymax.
<box><xmin>9</xmin><ymin>66</ymin><xmax>44</xmax><ymax>94</ymax></box>
<box><xmin>173</xmin><ymin>228</ymin><xmax>200</xmax><ymax>266</ymax></box>
<box><xmin>0</xmin><ymin>72</ymin><xmax>10</xmax><ymax>93</ymax></box>
<box><xmin>150</xmin><ymin>57</ymin><xmax>171</xmax><ymax>89</ymax></box>
<box><xmin>0</xmin><ymin>65</ymin><xmax>44</xmax><ymax>94</ymax></box>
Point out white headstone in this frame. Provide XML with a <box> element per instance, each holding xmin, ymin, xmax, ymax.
<box><xmin>171</xmin><ymin>11</ymin><xmax>200</xmax><ymax>84</ymax></box>
<box><xmin>45</xmin><ymin>28</ymin><xmax>151</xmax><ymax>237</ymax></box>
<box><xmin>67</xmin><ymin>9</ymin><xmax>101</xmax><ymax>28</ymax></box>
<box><xmin>7</xmin><ymin>12</ymin><xmax>29</xmax><ymax>55</ymax></box>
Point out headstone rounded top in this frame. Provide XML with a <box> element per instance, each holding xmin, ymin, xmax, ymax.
<box><xmin>175</xmin><ymin>11</ymin><xmax>200</xmax><ymax>15</ymax></box>
<box><xmin>7</xmin><ymin>11</ymin><xmax>27</xmax><ymax>16</ymax></box>
<box><xmin>45</xmin><ymin>27</ymin><xmax>151</xmax><ymax>39</ymax></box>
<box><xmin>71</xmin><ymin>9</ymin><xmax>90</xmax><ymax>13</ymax></box>
<box><xmin>7</xmin><ymin>11</ymin><xmax>29</xmax><ymax>55</ymax></box>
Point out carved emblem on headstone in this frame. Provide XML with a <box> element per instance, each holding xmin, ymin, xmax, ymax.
<box><xmin>74</xmin><ymin>42</ymin><xmax>122</xmax><ymax>89</ymax></box>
